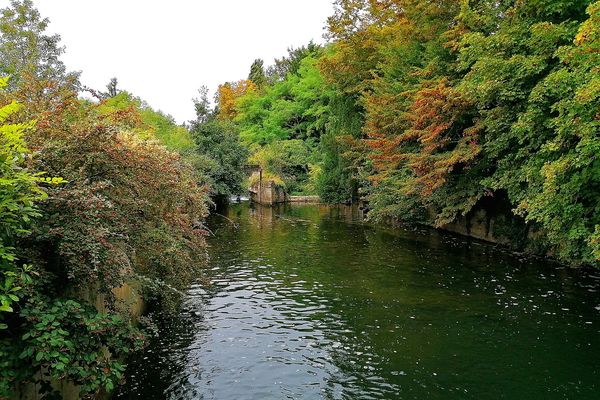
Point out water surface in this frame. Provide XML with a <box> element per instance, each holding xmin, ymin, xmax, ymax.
<box><xmin>115</xmin><ymin>202</ymin><xmax>599</xmax><ymax>399</ymax></box>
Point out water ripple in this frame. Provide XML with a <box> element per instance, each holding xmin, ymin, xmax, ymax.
<box><xmin>116</xmin><ymin>203</ymin><xmax>600</xmax><ymax>400</ymax></box>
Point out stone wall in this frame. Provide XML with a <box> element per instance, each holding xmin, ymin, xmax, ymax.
<box><xmin>437</xmin><ymin>192</ymin><xmax>534</xmax><ymax>252</ymax></box>
<box><xmin>249</xmin><ymin>172</ymin><xmax>287</xmax><ymax>205</ymax></box>
<box><xmin>442</xmin><ymin>208</ymin><xmax>511</xmax><ymax>245</ymax></box>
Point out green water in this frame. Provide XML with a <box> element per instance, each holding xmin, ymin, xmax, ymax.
<box><xmin>115</xmin><ymin>202</ymin><xmax>599</xmax><ymax>399</ymax></box>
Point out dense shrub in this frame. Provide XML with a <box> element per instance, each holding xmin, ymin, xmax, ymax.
<box><xmin>0</xmin><ymin>2</ymin><xmax>211</xmax><ymax>395</ymax></box>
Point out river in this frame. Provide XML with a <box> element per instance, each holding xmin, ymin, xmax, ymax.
<box><xmin>115</xmin><ymin>202</ymin><xmax>599</xmax><ymax>399</ymax></box>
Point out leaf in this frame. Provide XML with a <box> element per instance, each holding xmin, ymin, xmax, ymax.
<box><xmin>0</xmin><ymin>304</ymin><xmax>13</xmax><ymax>312</ymax></box>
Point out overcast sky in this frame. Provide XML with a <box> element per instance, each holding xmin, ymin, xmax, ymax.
<box><xmin>4</xmin><ymin>0</ymin><xmax>334</xmax><ymax>123</ymax></box>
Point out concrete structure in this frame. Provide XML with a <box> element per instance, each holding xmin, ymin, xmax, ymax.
<box><xmin>248</xmin><ymin>169</ymin><xmax>322</xmax><ymax>205</ymax></box>
<box><xmin>248</xmin><ymin>170</ymin><xmax>287</xmax><ymax>205</ymax></box>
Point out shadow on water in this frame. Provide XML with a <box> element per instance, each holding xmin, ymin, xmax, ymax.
<box><xmin>115</xmin><ymin>202</ymin><xmax>599</xmax><ymax>400</ymax></box>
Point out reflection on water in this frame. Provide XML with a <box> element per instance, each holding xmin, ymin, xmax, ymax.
<box><xmin>115</xmin><ymin>202</ymin><xmax>599</xmax><ymax>399</ymax></box>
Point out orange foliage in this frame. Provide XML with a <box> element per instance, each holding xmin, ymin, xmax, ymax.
<box><xmin>322</xmin><ymin>1</ymin><xmax>468</xmax><ymax>199</ymax></box>
<box><xmin>368</xmin><ymin>79</ymin><xmax>480</xmax><ymax>196</ymax></box>
<box><xmin>216</xmin><ymin>80</ymin><xmax>256</xmax><ymax>121</ymax></box>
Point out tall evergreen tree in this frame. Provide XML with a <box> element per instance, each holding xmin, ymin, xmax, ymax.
<box><xmin>248</xmin><ymin>58</ymin><xmax>267</xmax><ymax>89</ymax></box>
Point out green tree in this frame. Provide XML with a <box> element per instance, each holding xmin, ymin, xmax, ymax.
<box><xmin>236</xmin><ymin>55</ymin><xmax>333</xmax><ymax>145</ymax></box>
<box><xmin>249</xmin><ymin>139</ymin><xmax>316</xmax><ymax>195</ymax></box>
<box><xmin>0</xmin><ymin>0</ymin><xmax>78</xmax><ymax>87</ymax></box>
<box><xmin>267</xmin><ymin>41</ymin><xmax>323</xmax><ymax>82</ymax></box>
<box><xmin>444</xmin><ymin>0</ymin><xmax>594</xmax><ymax>263</ymax></box>
<box><xmin>192</xmin><ymin>86</ymin><xmax>212</xmax><ymax>125</ymax></box>
<box><xmin>466</xmin><ymin>0</ymin><xmax>599</xmax><ymax>264</ymax></box>
<box><xmin>191</xmin><ymin>119</ymin><xmax>249</xmax><ymax>199</ymax></box>
<box><xmin>233</xmin><ymin>54</ymin><xmax>337</xmax><ymax>195</ymax></box>
<box><xmin>248</xmin><ymin>58</ymin><xmax>267</xmax><ymax>89</ymax></box>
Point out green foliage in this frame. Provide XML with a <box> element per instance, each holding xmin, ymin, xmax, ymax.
<box><xmin>249</xmin><ymin>140</ymin><xmax>316</xmax><ymax>195</ymax></box>
<box><xmin>248</xmin><ymin>58</ymin><xmax>267</xmax><ymax>89</ymax></box>
<box><xmin>452</xmin><ymin>0</ymin><xmax>597</xmax><ymax>263</ymax></box>
<box><xmin>316</xmin><ymin>132</ymin><xmax>356</xmax><ymax>203</ymax></box>
<box><xmin>316</xmin><ymin>0</ymin><xmax>599</xmax><ymax>265</ymax></box>
<box><xmin>316</xmin><ymin>91</ymin><xmax>366</xmax><ymax>203</ymax></box>
<box><xmin>488</xmin><ymin>1</ymin><xmax>600</xmax><ymax>263</ymax></box>
<box><xmin>236</xmin><ymin>55</ymin><xmax>332</xmax><ymax>145</ymax></box>
<box><xmin>266</xmin><ymin>41</ymin><xmax>323</xmax><ymax>82</ymax></box>
<box><xmin>1</xmin><ymin>295</ymin><xmax>145</xmax><ymax>398</ymax></box>
<box><xmin>140</xmin><ymin>108</ymin><xmax>195</xmax><ymax>153</ymax></box>
<box><xmin>0</xmin><ymin>78</ymin><xmax>44</xmax><ymax>326</ymax></box>
<box><xmin>97</xmin><ymin>91</ymin><xmax>196</xmax><ymax>153</ymax></box>
<box><xmin>0</xmin><ymin>0</ymin><xmax>78</xmax><ymax>88</ymax></box>
<box><xmin>191</xmin><ymin>119</ymin><xmax>249</xmax><ymax>198</ymax></box>
<box><xmin>233</xmin><ymin>54</ymin><xmax>336</xmax><ymax>196</ymax></box>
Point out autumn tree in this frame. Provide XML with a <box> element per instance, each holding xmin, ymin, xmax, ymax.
<box><xmin>323</xmin><ymin>0</ymin><xmax>599</xmax><ymax>265</ymax></box>
<box><xmin>0</xmin><ymin>2</ymin><xmax>213</xmax><ymax>395</ymax></box>
<box><xmin>215</xmin><ymin>80</ymin><xmax>256</xmax><ymax>121</ymax></box>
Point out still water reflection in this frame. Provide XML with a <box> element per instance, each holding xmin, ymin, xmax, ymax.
<box><xmin>115</xmin><ymin>202</ymin><xmax>599</xmax><ymax>399</ymax></box>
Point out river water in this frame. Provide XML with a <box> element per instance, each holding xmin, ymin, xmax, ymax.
<box><xmin>115</xmin><ymin>202</ymin><xmax>599</xmax><ymax>399</ymax></box>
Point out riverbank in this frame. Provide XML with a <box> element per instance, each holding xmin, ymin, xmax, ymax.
<box><xmin>246</xmin><ymin>194</ymin><xmax>564</xmax><ymax>267</ymax></box>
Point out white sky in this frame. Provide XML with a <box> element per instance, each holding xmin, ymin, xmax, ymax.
<box><xmin>3</xmin><ymin>0</ymin><xmax>334</xmax><ymax>123</ymax></box>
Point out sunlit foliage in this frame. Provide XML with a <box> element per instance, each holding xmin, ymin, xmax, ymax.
<box><xmin>216</xmin><ymin>80</ymin><xmax>256</xmax><ymax>121</ymax></box>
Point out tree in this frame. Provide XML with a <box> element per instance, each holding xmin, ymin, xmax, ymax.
<box><xmin>0</xmin><ymin>0</ymin><xmax>79</xmax><ymax>88</ymax></box>
<box><xmin>248</xmin><ymin>59</ymin><xmax>267</xmax><ymax>89</ymax></box>
<box><xmin>191</xmin><ymin>120</ymin><xmax>249</xmax><ymax>199</ymax></box>
<box><xmin>190</xmin><ymin>85</ymin><xmax>249</xmax><ymax>199</ymax></box>
<box><xmin>192</xmin><ymin>86</ymin><xmax>212</xmax><ymax>125</ymax></box>
<box><xmin>215</xmin><ymin>80</ymin><xmax>256</xmax><ymax>121</ymax></box>
<box><xmin>322</xmin><ymin>0</ymin><xmax>599</xmax><ymax>265</ymax></box>
<box><xmin>233</xmin><ymin>55</ymin><xmax>336</xmax><ymax>194</ymax></box>
<box><xmin>0</xmin><ymin>1</ymin><xmax>214</xmax><ymax>395</ymax></box>
<box><xmin>236</xmin><ymin>55</ymin><xmax>333</xmax><ymax>145</ymax></box>
<box><xmin>468</xmin><ymin>0</ymin><xmax>599</xmax><ymax>263</ymax></box>
<box><xmin>106</xmin><ymin>77</ymin><xmax>119</xmax><ymax>97</ymax></box>
<box><xmin>267</xmin><ymin>42</ymin><xmax>323</xmax><ymax>82</ymax></box>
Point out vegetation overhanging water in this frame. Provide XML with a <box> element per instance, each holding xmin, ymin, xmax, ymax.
<box><xmin>1</xmin><ymin>0</ymin><xmax>599</xmax><ymax>398</ymax></box>
<box><xmin>115</xmin><ymin>202</ymin><xmax>599</xmax><ymax>400</ymax></box>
